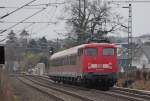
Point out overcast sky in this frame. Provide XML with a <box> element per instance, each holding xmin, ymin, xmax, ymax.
<box><xmin>0</xmin><ymin>0</ymin><xmax>150</xmax><ymax>41</ymax></box>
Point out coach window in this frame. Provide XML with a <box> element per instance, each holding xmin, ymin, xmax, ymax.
<box><xmin>68</xmin><ymin>56</ymin><xmax>71</xmax><ymax>65</ymax></box>
<box><xmin>61</xmin><ymin>58</ymin><xmax>63</xmax><ymax>65</ymax></box>
<box><xmin>57</xmin><ymin>58</ymin><xmax>61</xmax><ymax>66</ymax></box>
<box><xmin>62</xmin><ymin>57</ymin><xmax>66</xmax><ymax>66</ymax></box>
<box><xmin>85</xmin><ymin>48</ymin><xmax>98</xmax><ymax>56</ymax></box>
<box><xmin>103</xmin><ymin>48</ymin><xmax>114</xmax><ymax>56</ymax></box>
<box><xmin>66</xmin><ymin>56</ymin><xmax>69</xmax><ymax>65</ymax></box>
<box><xmin>52</xmin><ymin>60</ymin><xmax>55</xmax><ymax>66</ymax></box>
<box><xmin>57</xmin><ymin>59</ymin><xmax>59</xmax><ymax>66</ymax></box>
<box><xmin>55</xmin><ymin>59</ymin><xmax>58</xmax><ymax>66</ymax></box>
<box><xmin>74</xmin><ymin>55</ymin><xmax>77</xmax><ymax>65</ymax></box>
<box><xmin>58</xmin><ymin>58</ymin><xmax>62</xmax><ymax>66</ymax></box>
<box><xmin>64</xmin><ymin>57</ymin><xmax>66</xmax><ymax>65</ymax></box>
<box><xmin>78</xmin><ymin>48</ymin><xmax>83</xmax><ymax>56</ymax></box>
<box><xmin>52</xmin><ymin>60</ymin><xmax>56</xmax><ymax>66</ymax></box>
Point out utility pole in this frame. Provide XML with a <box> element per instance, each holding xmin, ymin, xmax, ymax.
<box><xmin>122</xmin><ymin>3</ymin><xmax>132</xmax><ymax>71</ymax></box>
<box><xmin>128</xmin><ymin>4</ymin><xmax>132</xmax><ymax>70</ymax></box>
<box><xmin>110</xmin><ymin>0</ymin><xmax>150</xmax><ymax>71</ymax></box>
<box><xmin>123</xmin><ymin>4</ymin><xmax>132</xmax><ymax>85</ymax></box>
<box><xmin>109</xmin><ymin>0</ymin><xmax>150</xmax><ymax>87</ymax></box>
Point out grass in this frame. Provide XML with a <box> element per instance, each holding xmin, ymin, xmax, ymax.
<box><xmin>117</xmin><ymin>71</ymin><xmax>150</xmax><ymax>91</ymax></box>
<box><xmin>117</xmin><ymin>78</ymin><xmax>150</xmax><ymax>91</ymax></box>
<box><xmin>131</xmin><ymin>80</ymin><xmax>150</xmax><ymax>90</ymax></box>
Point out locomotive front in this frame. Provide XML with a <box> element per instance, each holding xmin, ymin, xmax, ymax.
<box><xmin>80</xmin><ymin>43</ymin><xmax>118</xmax><ymax>88</ymax></box>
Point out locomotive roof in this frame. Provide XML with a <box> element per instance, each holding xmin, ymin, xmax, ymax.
<box><xmin>50</xmin><ymin>43</ymin><xmax>116</xmax><ymax>59</ymax></box>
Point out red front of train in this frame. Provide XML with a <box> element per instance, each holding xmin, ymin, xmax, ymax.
<box><xmin>49</xmin><ymin>43</ymin><xmax>118</xmax><ymax>88</ymax></box>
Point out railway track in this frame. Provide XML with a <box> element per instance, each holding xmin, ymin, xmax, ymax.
<box><xmin>25</xmin><ymin>75</ymin><xmax>150</xmax><ymax>101</ymax></box>
<box><xmin>27</xmin><ymin>75</ymin><xmax>89</xmax><ymax>91</ymax></box>
<box><xmin>18</xmin><ymin>76</ymin><xmax>95</xmax><ymax>101</ymax></box>
<box><xmin>110</xmin><ymin>87</ymin><xmax>150</xmax><ymax>101</ymax></box>
<box><xmin>93</xmin><ymin>89</ymin><xmax>150</xmax><ymax>101</ymax></box>
<box><xmin>18</xmin><ymin>77</ymin><xmax>64</xmax><ymax>101</ymax></box>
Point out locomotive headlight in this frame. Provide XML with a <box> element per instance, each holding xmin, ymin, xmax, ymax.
<box><xmin>88</xmin><ymin>63</ymin><xmax>112</xmax><ymax>69</ymax></box>
<box><xmin>103</xmin><ymin>63</ymin><xmax>112</xmax><ymax>68</ymax></box>
<box><xmin>88</xmin><ymin>64</ymin><xmax>97</xmax><ymax>68</ymax></box>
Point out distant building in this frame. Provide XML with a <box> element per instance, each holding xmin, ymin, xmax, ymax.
<box><xmin>138</xmin><ymin>34</ymin><xmax>150</xmax><ymax>43</ymax></box>
<box><xmin>116</xmin><ymin>44</ymin><xmax>128</xmax><ymax>72</ymax></box>
<box><xmin>132</xmin><ymin>45</ymin><xmax>150</xmax><ymax>70</ymax></box>
<box><xmin>116</xmin><ymin>43</ymin><xmax>139</xmax><ymax>72</ymax></box>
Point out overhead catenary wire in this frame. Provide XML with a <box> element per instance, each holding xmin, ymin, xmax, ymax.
<box><xmin>0</xmin><ymin>0</ymin><xmax>37</xmax><ymax>19</ymax></box>
<box><xmin>0</xmin><ymin>8</ymin><xmax>46</xmax><ymax>34</ymax></box>
<box><xmin>109</xmin><ymin>0</ymin><xmax>150</xmax><ymax>82</ymax></box>
<box><xmin>15</xmin><ymin>23</ymin><xmax>36</xmax><ymax>33</ymax></box>
<box><xmin>30</xmin><ymin>0</ymin><xmax>60</xmax><ymax>35</ymax></box>
<box><xmin>0</xmin><ymin>0</ymin><xmax>68</xmax><ymax>38</ymax></box>
<box><xmin>0</xmin><ymin>38</ymin><xmax>6</xmax><ymax>42</ymax></box>
<box><xmin>28</xmin><ymin>2</ymin><xmax>67</xmax><ymax>6</ymax></box>
<box><xmin>5</xmin><ymin>46</ymin><xmax>51</xmax><ymax>51</ymax></box>
<box><xmin>23</xmin><ymin>22</ymin><xmax>36</xmax><ymax>29</ymax></box>
<box><xmin>0</xmin><ymin>23</ymin><xmax>35</xmax><ymax>42</ymax></box>
<box><xmin>0</xmin><ymin>21</ymin><xmax>57</xmax><ymax>24</ymax></box>
<box><xmin>0</xmin><ymin>2</ymin><xmax>67</xmax><ymax>10</ymax></box>
<box><xmin>0</xmin><ymin>6</ymin><xmax>43</xmax><ymax>9</ymax></box>
<box><xmin>109</xmin><ymin>0</ymin><xmax>150</xmax><ymax>3</ymax></box>
<box><xmin>19</xmin><ymin>7</ymin><xmax>57</xmax><ymax>37</ymax></box>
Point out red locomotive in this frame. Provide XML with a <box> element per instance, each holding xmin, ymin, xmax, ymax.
<box><xmin>48</xmin><ymin>43</ymin><xmax>118</xmax><ymax>89</ymax></box>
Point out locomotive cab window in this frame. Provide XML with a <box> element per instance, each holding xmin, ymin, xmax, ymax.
<box><xmin>103</xmin><ymin>48</ymin><xmax>114</xmax><ymax>56</ymax></box>
<box><xmin>85</xmin><ymin>48</ymin><xmax>98</xmax><ymax>56</ymax></box>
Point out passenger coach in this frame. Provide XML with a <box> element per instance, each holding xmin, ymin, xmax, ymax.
<box><xmin>48</xmin><ymin>43</ymin><xmax>118</xmax><ymax>88</ymax></box>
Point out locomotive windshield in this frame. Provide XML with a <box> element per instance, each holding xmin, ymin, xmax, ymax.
<box><xmin>103</xmin><ymin>48</ymin><xmax>114</xmax><ymax>56</ymax></box>
<box><xmin>85</xmin><ymin>48</ymin><xmax>98</xmax><ymax>56</ymax></box>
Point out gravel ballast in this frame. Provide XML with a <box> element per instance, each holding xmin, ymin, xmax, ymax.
<box><xmin>9</xmin><ymin>77</ymin><xmax>58</xmax><ymax>101</ymax></box>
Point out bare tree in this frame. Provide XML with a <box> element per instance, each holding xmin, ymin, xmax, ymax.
<box><xmin>19</xmin><ymin>29</ymin><xmax>29</xmax><ymax>47</ymax></box>
<box><xmin>6</xmin><ymin>30</ymin><xmax>18</xmax><ymax>45</ymax></box>
<box><xmin>66</xmin><ymin>0</ymin><xmax>123</xmax><ymax>44</ymax></box>
<box><xmin>5</xmin><ymin>30</ymin><xmax>19</xmax><ymax>71</ymax></box>
<box><xmin>38</xmin><ymin>36</ymin><xmax>48</xmax><ymax>50</ymax></box>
